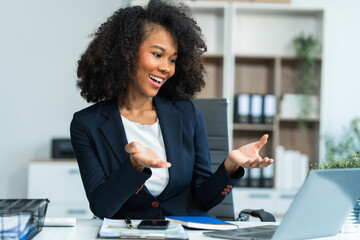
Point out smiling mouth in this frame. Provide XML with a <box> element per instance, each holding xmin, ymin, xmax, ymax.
<box><xmin>149</xmin><ymin>74</ymin><xmax>164</xmax><ymax>84</ymax></box>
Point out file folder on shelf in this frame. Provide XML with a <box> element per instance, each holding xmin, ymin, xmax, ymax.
<box><xmin>263</xmin><ymin>94</ymin><xmax>276</xmax><ymax>124</ymax></box>
<box><xmin>250</xmin><ymin>95</ymin><xmax>263</xmax><ymax>124</ymax></box>
<box><xmin>261</xmin><ymin>163</ymin><xmax>274</xmax><ymax>188</ymax></box>
<box><xmin>234</xmin><ymin>94</ymin><xmax>250</xmax><ymax>123</ymax></box>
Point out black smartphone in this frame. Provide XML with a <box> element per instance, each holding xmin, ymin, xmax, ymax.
<box><xmin>137</xmin><ymin>220</ymin><xmax>170</xmax><ymax>230</ymax></box>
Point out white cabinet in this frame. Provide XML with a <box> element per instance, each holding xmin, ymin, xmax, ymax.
<box><xmin>233</xmin><ymin>187</ymin><xmax>298</xmax><ymax>220</ymax></box>
<box><xmin>233</xmin><ymin>188</ymin><xmax>275</xmax><ymax>215</ymax></box>
<box><xmin>27</xmin><ymin>159</ymin><xmax>93</xmax><ymax>218</ymax></box>
<box><xmin>274</xmin><ymin>189</ymin><xmax>298</xmax><ymax>216</ymax></box>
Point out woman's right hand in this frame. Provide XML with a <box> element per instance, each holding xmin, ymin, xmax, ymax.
<box><xmin>125</xmin><ymin>141</ymin><xmax>171</xmax><ymax>171</ymax></box>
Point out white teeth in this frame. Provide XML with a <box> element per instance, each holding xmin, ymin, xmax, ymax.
<box><xmin>149</xmin><ymin>74</ymin><xmax>163</xmax><ymax>83</ymax></box>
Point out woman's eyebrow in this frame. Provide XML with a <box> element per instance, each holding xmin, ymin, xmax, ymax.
<box><xmin>150</xmin><ymin>45</ymin><xmax>178</xmax><ymax>56</ymax></box>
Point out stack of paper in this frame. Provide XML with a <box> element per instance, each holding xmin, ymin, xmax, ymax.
<box><xmin>0</xmin><ymin>213</ymin><xmax>35</xmax><ymax>239</ymax></box>
<box><xmin>98</xmin><ymin>218</ymin><xmax>188</xmax><ymax>239</ymax></box>
<box><xmin>275</xmin><ymin>146</ymin><xmax>309</xmax><ymax>190</ymax></box>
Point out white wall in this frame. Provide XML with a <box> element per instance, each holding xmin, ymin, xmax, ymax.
<box><xmin>291</xmin><ymin>0</ymin><xmax>360</xmax><ymax>159</ymax></box>
<box><xmin>1</xmin><ymin>0</ymin><xmax>360</xmax><ymax>198</ymax></box>
<box><xmin>0</xmin><ymin>0</ymin><xmax>126</xmax><ymax>198</ymax></box>
<box><xmin>291</xmin><ymin>0</ymin><xmax>360</xmax><ymax>135</ymax></box>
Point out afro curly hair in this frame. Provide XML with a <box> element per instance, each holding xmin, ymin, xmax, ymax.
<box><xmin>77</xmin><ymin>0</ymin><xmax>207</xmax><ymax>103</ymax></box>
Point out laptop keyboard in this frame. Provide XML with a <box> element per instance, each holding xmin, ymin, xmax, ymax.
<box><xmin>203</xmin><ymin>225</ymin><xmax>277</xmax><ymax>240</ymax></box>
<box><xmin>232</xmin><ymin>230</ymin><xmax>275</xmax><ymax>239</ymax></box>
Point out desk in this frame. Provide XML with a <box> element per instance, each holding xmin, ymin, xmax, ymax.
<box><xmin>36</xmin><ymin>219</ymin><xmax>360</xmax><ymax>240</ymax></box>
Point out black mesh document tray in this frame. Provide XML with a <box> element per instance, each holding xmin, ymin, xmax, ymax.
<box><xmin>0</xmin><ymin>199</ymin><xmax>49</xmax><ymax>240</ymax></box>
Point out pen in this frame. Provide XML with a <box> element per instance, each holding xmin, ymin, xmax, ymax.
<box><xmin>125</xmin><ymin>217</ymin><xmax>132</xmax><ymax>229</ymax></box>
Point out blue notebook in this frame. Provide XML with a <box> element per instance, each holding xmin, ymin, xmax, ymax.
<box><xmin>165</xmin><ymin>216</ymin><xmax>239</xmax><ymax>230</ymax></box>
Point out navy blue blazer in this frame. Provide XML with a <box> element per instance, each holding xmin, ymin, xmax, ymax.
<box><xmin>70</xmin><ymin>95</ymin><xmax>244</xmax><ymax>219</ymax></box>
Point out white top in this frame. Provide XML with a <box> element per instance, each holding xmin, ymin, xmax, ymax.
<box><xmin>121</xmin><ymin>116</ymin><xmax>169</xmax><ymax>197</ymax></box>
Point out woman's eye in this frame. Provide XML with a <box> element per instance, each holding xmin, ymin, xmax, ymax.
<box><xmin>169</xmin><ymin>59</ymin><xmax>176</xmax><ymax>63</ymax></box>
<box><xmin>152</xmin><ymin>53</ymin><xmax>161</xmax><ymax>58</ymax></box>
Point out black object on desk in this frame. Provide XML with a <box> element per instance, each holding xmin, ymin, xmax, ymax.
<box><xmin>238</xmin><ymin>209</ymin><xmax>276</xmax><ymax>222</ymax></box>
<box><xmin>138</xmin><ymin>220</ymin><xmax>170</xmax><ymax>230</ymax></box>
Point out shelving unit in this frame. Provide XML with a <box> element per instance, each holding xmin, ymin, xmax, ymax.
<box><xmin>189</xmin><ymin>1</ymin><xmax>324</xmax><ymax>218</ymax></box>
<box><xmin>188</xmin><ymin>2</ymin><xmax>230</xmax><ymax>99</ymax></box>
<box><xmin>190</xmin><ymin>0</ymin><xmax>323</xmax><ymax>169</ymax></box>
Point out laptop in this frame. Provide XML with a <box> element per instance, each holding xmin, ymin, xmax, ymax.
<box><xmin>204</xmin><ymin>168</ymin><xmax>360</xmax><ymax>240</ymax></box>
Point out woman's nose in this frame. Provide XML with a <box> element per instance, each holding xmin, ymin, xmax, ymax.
<box><xmin>159</xmin><ymin>60</ymin><xmax>170</xmax><ymax>74</ymax></box>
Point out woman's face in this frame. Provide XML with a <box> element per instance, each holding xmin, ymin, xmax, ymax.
<box><xmin>130</xmin><ymin>25</ymin><xmax>178</xmax><ymax>99</ymax></box>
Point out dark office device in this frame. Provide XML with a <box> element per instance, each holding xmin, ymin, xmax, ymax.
<box><xmin>137</xmin><ymin>220</ymin><xmax>170</xmax><ymax>230</ymax></box>
<box><xmin>238</xmin><ymin>209</ymin><xmax>275</xmax><ymax>222</ymax></box>
<box><xmin>52</xmin><ymin>138</ymin><xmax>76</xmax><ymax>158</ymax></box>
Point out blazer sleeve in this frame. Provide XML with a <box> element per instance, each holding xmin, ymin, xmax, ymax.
<box><xmin>70</xmin><ymin>113</ymin><xmax>151</xmax><ymax>219</ymax></box>
<box><xmin>190</xmin><ymin>106</ymin><xmax>244</xmax><ymax>212</ymax></box>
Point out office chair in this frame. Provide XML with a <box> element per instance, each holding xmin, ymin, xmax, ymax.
<box><xmin>193</xmin><ymin>98</ymin><xmax>275</xmax><ymax>222</ymax></box>
<box><xmin>192</xmin><ymin>98</ymin><xmax>234</xmax><ymax>220</ymax></box>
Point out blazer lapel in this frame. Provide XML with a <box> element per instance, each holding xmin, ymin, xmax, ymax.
<box><xmin>154</xmin><ymin>96</ymin><xmax>183</xmax><ymax>198</ymax></box>
<box><xmin>98</xmin><ymin>97</ymin><xmax>183</xmax><ymax>199</ymax></box>
<box><xmin>99</xmin><ymin>100</ymin><xmax>130</xmax><ymax>164</ymax></box>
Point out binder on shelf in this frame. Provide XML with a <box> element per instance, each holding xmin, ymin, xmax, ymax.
<box><xmin>234</xmin><ymin>94</ymin><xmax>250</xmax><ymax>123</ymax></box>
<box><xmin>263</xmin><ymin>94</ymin><xmax>276</xmax><ymax>124</ymax></box>
<box><xmin>249</xmin><ymin>168</ymin><xmax>262</xmax><ymax>188</ymax></box>
<box><xmin>250</xmin><ymin>94</ymin><xmax>263</xmax><ymax>124</ymax></box>
<box><xmin>261</xmin><ymin>163</ymin><xmax>274</xmax><ymax>188</ymax></box>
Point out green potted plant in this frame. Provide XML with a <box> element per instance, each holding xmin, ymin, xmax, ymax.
<box><xmin>292</xmin><ymin>33</ymin><xmax>321</xmax><ymax>132</ymax></box>
<box><xmin>314</xmin><ymin>151</ymin><xmax>360</xmax><ymax>233</ymax></box>
<box><xmin>311</xmin><ymin>118</ymin><xmax>360</xmax><ymax>232</ymax></box>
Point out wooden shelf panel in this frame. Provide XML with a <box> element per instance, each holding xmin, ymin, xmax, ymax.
<box><xmin>234</xmin><ymin>58</ymin><xmax>275</xmax><ymax>95</ymax></box>
<box><xmin>233</xmin><ymin>123</ymin><xmax>274</xmax><ymax>131</ymax></box>
<box><xmin>279</xmin><ymin>121</ymin><xmax>320</xmax><ymax>164</ymax></box>
<box><xmin>196</xmin><ymin>57</ymin><xmax>224</xmax><ymax>98</ymax></box>
<box><xmin>279</xmin><ymin>117</ymin><xmax>320</xmax><ymax>123</ymax></box>
<box><xmin>280</xmin><ymin>58</ymin><xmax>322</xmax><ymax>94</ymax></box>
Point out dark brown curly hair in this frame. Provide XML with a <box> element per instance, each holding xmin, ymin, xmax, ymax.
<box><xmin>77</xmin><ymin>0</ymin><xmax>207</xmax><ymax>103</ymax></box>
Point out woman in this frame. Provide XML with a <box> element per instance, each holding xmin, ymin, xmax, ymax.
<box><xmin>70</xmin><ymin>0</ymin><xmax>273</xmax><ymax>219</ymax></box>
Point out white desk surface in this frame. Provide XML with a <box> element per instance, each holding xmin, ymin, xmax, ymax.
<box><xmin>36</xmin><ymin>219</ymin><xmax>360</xmax><ymax>240</ymax></box>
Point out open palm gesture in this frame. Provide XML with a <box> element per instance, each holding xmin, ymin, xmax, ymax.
<box><xmin>225</xmin><ymin>134</ymin><xmax>274</xmax><ymax>174</ymax></box>
<box><xmin>125</xmin><ymin>141</ymin><xmax>171</xmax><ymax>171</ymax></box>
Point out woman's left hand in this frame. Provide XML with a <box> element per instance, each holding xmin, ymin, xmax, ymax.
<box><xmin>224</xmin><ymin>134</ymin><xmax>274</xmax><ymax>175</ymax></box>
